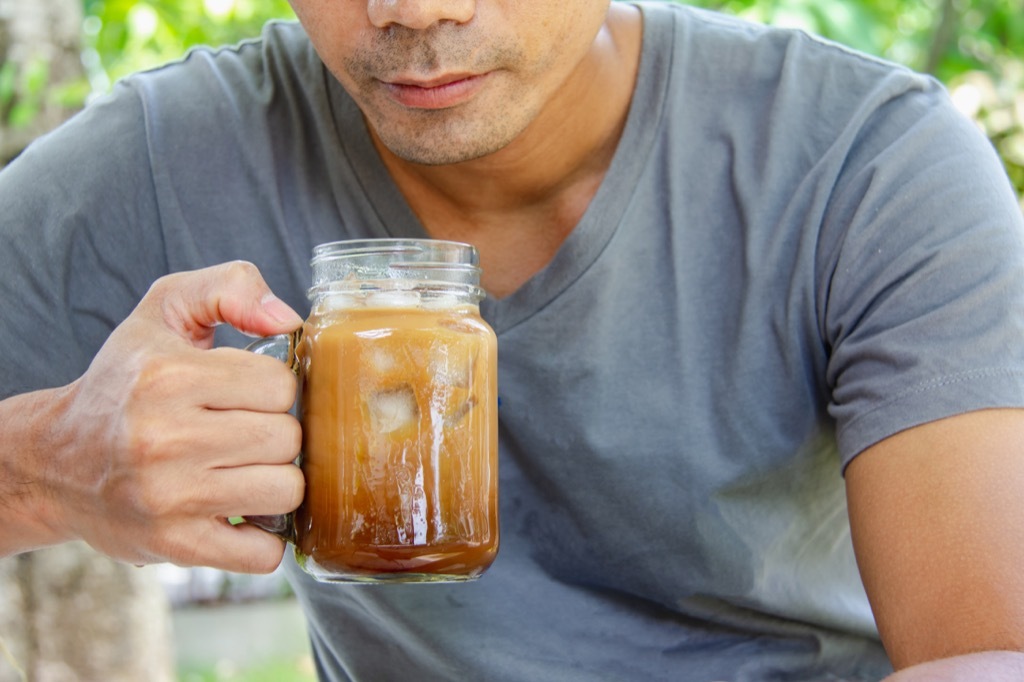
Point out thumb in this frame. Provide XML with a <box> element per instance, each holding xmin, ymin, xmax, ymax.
<box><xmin>143</xmin><ymin>261</ymin><xmax>304</xmax><ymax>345</ymax></box>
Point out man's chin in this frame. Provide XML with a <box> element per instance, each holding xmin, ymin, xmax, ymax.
<box><xmin>372</xmin><ymin>124</ymin><xmax>522</xmax><ymax>167</ymax></box>
<box><xmin>386</xmin><ymin>143</ymin><xmax>505</xmax><ymax>167</ymax></box>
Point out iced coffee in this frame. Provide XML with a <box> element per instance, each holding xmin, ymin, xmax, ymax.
<box><xmin>294</xmin><ymin>299</ymin><xmax>499</xmax><ymax>582</ymax></box>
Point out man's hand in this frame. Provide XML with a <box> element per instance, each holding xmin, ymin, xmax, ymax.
<box><xmin>0</xmin><ymin>261</ymin><xmax>305</xmax><ymax>573</ymax></box>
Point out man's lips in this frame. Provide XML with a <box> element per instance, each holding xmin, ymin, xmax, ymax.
<box><xmin>380</xmin><ymin>73</ymin><xmax>488</xmax><ymax>110</ymax></box>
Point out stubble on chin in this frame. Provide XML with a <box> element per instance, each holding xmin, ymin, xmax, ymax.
<box><xmin>339</xmin><ymin>24</ymin><xmax>532</xmax><ymax>166</ymax></box>
<box><xmin>368</xmin><ymin>103</ymin><xmax>527</xmax><ymax>166</ymax></box>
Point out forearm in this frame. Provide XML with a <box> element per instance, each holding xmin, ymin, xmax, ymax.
<box><xmin>884</xmin><ymin>651</ymin><xmax>1024</xmax><ymax>681</ymax></box>
<box><xmin>0</xmin><ymin>387</ymin><xmax>76</xmax><ymax>556</ymax></box>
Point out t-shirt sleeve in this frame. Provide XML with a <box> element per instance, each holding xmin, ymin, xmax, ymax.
<box><xmin>0</xmin><ymin>81</ymin><xmax>168</xmax><ymax>399</ymax></box>
<box><xmin>820</xmin><ymin>78</ymin><xmax>1024</xmax><ymax>468</ymax></box>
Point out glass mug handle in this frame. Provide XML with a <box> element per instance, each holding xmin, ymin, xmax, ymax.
<box><xmin>242</xmin><ymin>329</ymin><xmax>303</xmax><ymax>544</ymax></box>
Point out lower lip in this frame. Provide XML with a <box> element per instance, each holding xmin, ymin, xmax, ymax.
<box><xmin>383</xmin><ymin>74</ymin><xmax>488</xmax><ymax>110</ymax></box>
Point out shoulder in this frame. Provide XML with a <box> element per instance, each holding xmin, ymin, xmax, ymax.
<box><xmin>85</xmin><ymin>20</ymin><xmax>336</xmax><ymax>186</ymax></box>
<box><xmin>128</xmin><ymin>20</ymin><xmax>318</xmax><ymax>82</ymax></box>
<box><xmin>116</xmin><ymin>21</ymin><xmax>324</xmax><ymax>126</ymax></box>
<box><xmin>641</xmin><ymin>0</ymin><xmax>915</xmax><ymax>76</ymax></box>
<box><xmin>638</xmin><ymin>1</ymin><xmax>939</xmax><ymax>133</ymax></box>
<box><xmin>633</xmin><ymin>1</ymin><xmax>987</xmax><ymax>228</ymax></box>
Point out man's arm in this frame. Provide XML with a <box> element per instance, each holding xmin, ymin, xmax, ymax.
<box><xmin>0</xmin><ymin>262</ymin><xmax>305</xmax><ymax>572</ymax></box>
<box><xmin>846</xmin><ymin>408</ymin><xmax>1024</xmax><ymax>678</ymax></box>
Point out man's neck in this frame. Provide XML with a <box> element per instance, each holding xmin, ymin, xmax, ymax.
<box><xmin>371</xmin><ymin>4</ymin><xmax>643</xmax><ymax>297</ymax></box>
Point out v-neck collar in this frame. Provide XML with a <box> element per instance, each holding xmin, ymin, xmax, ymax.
<box><xmin>324</xmin><ymin>3</ymin><xmax>673</xmax><ymax>334</ymax></box>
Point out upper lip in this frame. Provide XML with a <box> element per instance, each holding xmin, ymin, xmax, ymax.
<box><xmin>385</xmin><ymin>73</ymin><xmax>480</xmax><ymax>88</ymax></box>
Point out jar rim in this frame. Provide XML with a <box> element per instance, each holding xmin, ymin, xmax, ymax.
<box><xmin>308</xmin><ymin>239</ymin><xmax>484</xmax><ymax>303</ymax></box>
<box><xmin>311</xmin><ymin>239</ymin><xmax>480</xmax><ymax>266</ymax></box>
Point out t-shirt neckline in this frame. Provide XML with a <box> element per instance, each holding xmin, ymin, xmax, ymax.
<box><xmin>325</xmin><ymin>3</ymin><xmax>673</xmax><ymax>334</ymax></box>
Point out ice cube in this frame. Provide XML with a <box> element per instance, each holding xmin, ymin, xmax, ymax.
<box><xmin>367</xmin><ymin>385</ymin><xmax>418</xmax><ymax>434</ymax></box>
<box><xmin>366</xmin><ymin>347</ymin><xmax>398</xmax><ymax>375</ymax></box>
<box><xmin>422</xmin><ymin>294</ymin><xmax>460</xmax><ymax>310</ymax></box>
<box><xmin>366</xmin><ymin>291</ymin><xmax>421</xmax><ymax>308</ymax></box>
<box><xmin>318</xmin><ymin>292</ymin><xmax>361</xmax><ymax>312</ymax></box>
<box><xmin>429</xmin><ymin>342</ymin><xmax>475</xmax><ymax>387</ymax></box>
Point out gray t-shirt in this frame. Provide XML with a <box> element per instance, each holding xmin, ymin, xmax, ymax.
<box><xmin>3</xmin><ymin>2</ymin><xmax>1024</xmax><ymax>680</ymax></box>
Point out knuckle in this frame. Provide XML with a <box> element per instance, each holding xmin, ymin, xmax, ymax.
<box><xmin>143</xmin><ymin>272</ymin><xmax>180</xmax><ymax>301</ymax></box>
<box><xmin>129</xmin><ymin>475</ymin><xmax>180</xmax><ymax>519</ymax></box>
<box><xmin>132</xmin><ymin>352</ymin><xmax>194</xmax><ymax>400</ymax></box>
<box><xmin>259</xmin><ymin>361</ymin><xmax>298</xmax><ymax>412</ymax></box>
<box><xmin>282</xmin><ymin>415</ymin><xmax>302</xmax><ymax>459</ymax></box>
<box><xmin>266</xmin><ymin>465</ymin><xmax>305</xmax><ymax>510</ymax></box>
<box><xmin>158</xmin><ymin>521</ymin><xmax>225</xmax><ymax>568</ymax></box>
<box><xmin>221</xmin><ymin>260</ymin><xmax>262</xmax><ymax>287</ymax></box>
<box><xmin>164</xmin><ymin>524</ymin><xmax>220</xmax><ymax>568</ymax></box>
<box><xmin>120</xmin><ymin>359</ymin><xmax>197</xmax><ymax>462</ymax></box>
<box><xmin>122</xmin><ymin>411</ymin><xmax>172</xmax><ymax>466</ymax></box>
<box><xmin>123</xmin><ymin>422</ymin><xmax>159</xmax><ymax>465</ymax></box>
<box><xmin>285</xmin><ymin>465</ymin><xmax>306</xmax><ymax>510</ymax></box>
<box><xmin>249</xmin><ymin>464</ymin><xmax>304</xmax><ymax>514</ymax></box>
<box><xmin>248</xmin><ymin>413</ymin><xmax>301</xmax><ymax>460</ymax></box>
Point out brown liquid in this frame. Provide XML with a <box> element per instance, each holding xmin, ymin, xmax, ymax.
<box><xmin>294</xmin><ymin>305</ymin><xmax>498</xmax><ymax>581</ymax></box>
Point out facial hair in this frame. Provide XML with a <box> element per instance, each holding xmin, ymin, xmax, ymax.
<box><xmin>339</xmin><ymin>23</ymin><xmax>537</xmax><ymax>166</ymax></box>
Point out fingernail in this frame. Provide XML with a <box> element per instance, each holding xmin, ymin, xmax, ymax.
<box><xmin>261</xmin><ymin>293</ymin><xmax>303</xmax><ymax>326</ymax></box>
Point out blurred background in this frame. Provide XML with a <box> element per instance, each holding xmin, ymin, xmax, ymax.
<box><xmin>0</xmin><ymin>0</ymin><xmax>1021</xmax><ymax>681</ymax></box>
<box><xmin>1</xmin><ymin>0</ymin><xmax>1019</xmax><ymax>195</ymax></box>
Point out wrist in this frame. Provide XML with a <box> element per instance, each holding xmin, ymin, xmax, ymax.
<box><xmin>0</xmin><ymin>386</ymin><xmax>79</xmax><ymax>556</ymax></box>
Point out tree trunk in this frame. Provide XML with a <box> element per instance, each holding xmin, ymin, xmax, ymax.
<box><xmin>0</xmin><ymin>0</ymin><xmax>84</xmax><ymax>163</ymax></box>
<box><xmin>0</xmin><ymin>1</ymin><xmax>176</xmax><ymax>680</ymax></box>
<box><xmin>0</xmin><ymin>546</ymin><xmax>175</xmax><ymax>682</ymax></box>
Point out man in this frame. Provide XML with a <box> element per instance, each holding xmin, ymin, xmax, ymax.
<box><xmin>1</xmin><ymin>1</ymin><xmax>1023</xmax><ymax>679</ymax></box>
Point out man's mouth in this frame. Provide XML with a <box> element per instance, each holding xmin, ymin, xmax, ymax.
<box><xmin>380</xmin><ymin>73</ymin><xmax>489</xmax><ymax>110</ymax></box>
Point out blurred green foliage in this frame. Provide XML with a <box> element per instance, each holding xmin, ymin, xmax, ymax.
<box><xmin>0</xmin><ymin>57</ymin><xmax>51</xmax><ymax>129</ymax></box>
<box><xmin>179</xmin><ymin>656</ymin><xmax>315</xmax><ymax>682</ymax></box>
<box><xmin>80</xmin><ymin>0</ymin><xmax>1023</xmax><ymax>91</ymax></box>
<box><xmin>684</xmin><ymin>0</ymin><xmax>1024</xmax><ymax>81</ymax></box>
<box><xmin>76</xmin><ymin>0</ymin><xmax>1022</xmax><ymax>203</ymax></box>
<box><xmin>81</xmin><ymin>0</ymin><xmax>295</xmax><ymax>87</ymax></box>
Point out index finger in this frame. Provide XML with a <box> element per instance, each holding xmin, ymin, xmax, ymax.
<box><xmin>141</xmin><ymin>262</ymin><xmax>303</xmax><ymax>347</ymax></box>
